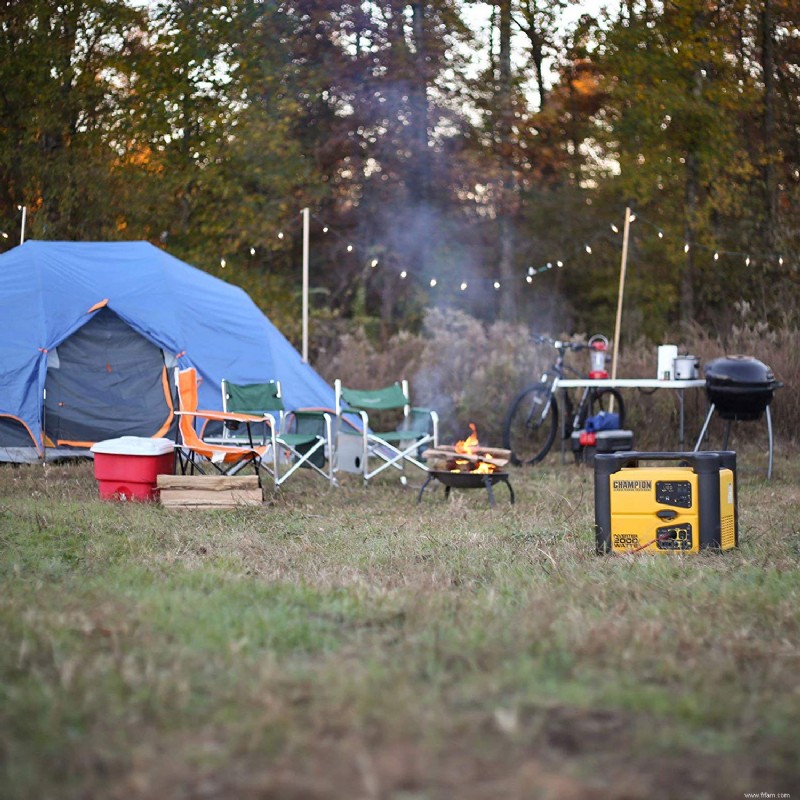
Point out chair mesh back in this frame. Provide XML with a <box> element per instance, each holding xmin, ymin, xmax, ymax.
<box><xmin>224</xmin><ymin>381</ymin><xmax>283</xmax><ymax>414</ymax></box>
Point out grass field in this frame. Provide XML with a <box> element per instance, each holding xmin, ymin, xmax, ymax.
<box><xmin>1</xmin><ymin>451</ymin><xmax>799</xmax><ymax>800</ymax></box>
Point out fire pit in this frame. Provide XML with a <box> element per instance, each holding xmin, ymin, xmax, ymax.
<box><xmin>418</xmin><ymin>424</ymin><xmax>515</xmax><ymax>506</ymax></box>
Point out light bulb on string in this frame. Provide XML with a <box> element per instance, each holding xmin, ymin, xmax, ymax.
<box><xmin>546</xmin><ymin>262</ymin><xmax>553</xmax><ymax>269</ymax></box>
<box><xmin>429</xmin><ymin>278</ymin><xmax>437</xmax><ymax>288</ymax></box>
<box><xmin>527</xmin><ymin>266</ymin><xmax>534</xmax><ymax>276</ymax></box>
<box><xmin>714</xmin><ymin>252</ymin><xmax>719</xmax><ymax>261</ymax></box>
<box><xmin>779</xmin><ymin>256</ymin><xmax>784</xmax><ymax>266</ymax></box>
<box><xmin>278</xmin><ymin>231</ymin><xmax>284</xmax><ymax>240</ymax></box>
<box><xmin>684</xmin><ymin>243</ymin><xmax>690</xmax><ymax>253</ymax></box>
<box><xmin>460</xmin><ymin>282</ymin><xmax>468</xmax><ymax>291</ymax></box>
<box><xmin>1</xmin><ymin>232</ymin><xmax>7</xmax><ymax>239</ymax></box>
<box><xmin>658</xmin><ymin>231</ymin><xmax>664</xmax><ymax>238</ymax></box>
<box><xmin>400</xmin><ymin>270</ymin><xmax>407</xmax><ymax>279</ymax></box>
<box><xmin>610</xmin><ymin>224</ymin><xmax>619</xmax><ymax>233</ymax></box>
<box><xmin>220</xmin><ymin>258</ymin><xmax>226</xmax><ymax>268</ymax></box>
<box><xmin>249</xmin><ymin>247</ymin><xmax>255</xmax><ymax>256</ymax></box>
<box><xmin>323</xmin><ymin>226</ymin><xmax>329</xmax><ymax>233</ymax></box>
<box><xmin>629</xmin><ymin>214</ymin><xmax>637</xmax><ymax>222</ymax></box>
<box><xmin>557</xmin><ymin>260</ymin><xmax>564</xmax><ymax>268</ymax></box>
<box><xmin>493</xmin><ymin>281</ymin><xmax>500</xmax><ymax>290</ymax></box>
<box><xmin>585</xmin><ymin>245</ymin><xmax>592</xmax><ymax>254</ymax></box>
<box><xmin>746</xmin><ymin>256</ymin><xmax>751</xmax><ymax>267</ymax></box>
<box><xmin>370</xmin><ymin>259</ymin><xmax>378</xmax><ymax>267</ymax></box>
<box><xmin>346</xmin><ymin>244</ymin><xmax>353</xmax><ymax>252</ymax></box>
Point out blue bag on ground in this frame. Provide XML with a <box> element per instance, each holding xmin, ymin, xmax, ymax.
<box><xmin>584</xmin><ymin>411</ymin><xmax>620</xmax><ymax>432</ymax></box>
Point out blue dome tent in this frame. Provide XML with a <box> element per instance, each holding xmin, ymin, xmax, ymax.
<box><xmin>0</xmin><ymin>240</ymin><xmax>335</xmax><ymax>462</ymax></box>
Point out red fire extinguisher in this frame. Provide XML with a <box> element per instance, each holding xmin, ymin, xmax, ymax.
<box><xmin>588</xmin><ymin>334</ymin><xmax>609</xmax><ymax>379</ymax></box>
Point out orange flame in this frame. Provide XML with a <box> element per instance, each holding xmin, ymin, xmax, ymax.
<box><xmin>455</xmin><ymin>423</ymin><xmax>479</xmax><ymax>454</ymax></box>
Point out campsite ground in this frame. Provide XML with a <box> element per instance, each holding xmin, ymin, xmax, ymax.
<box><xmin>1</xmin><ymin>450</ymin><xmax>799</xmax><ymax>800</ymax></box>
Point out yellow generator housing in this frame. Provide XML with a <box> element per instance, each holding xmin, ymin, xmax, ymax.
<box><xmin>594</xmin><ymin>451</ymin><xmax>737</xmax><ymax>554</ymax></box>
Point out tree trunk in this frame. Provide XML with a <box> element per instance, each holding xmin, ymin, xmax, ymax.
<box><xmin>682</xmin><ymin>151</ymin><xmax>699</xmax><ymax>324</ymax></box>
<box><xmin>497</xmin><ymin>0</ymin><xmax>517</xmax><ymax>321</ymax></box>
<box><xmin>761</xmin><ymin>0</ymin><xmax>777</xmax><ymax>249</ymax></box>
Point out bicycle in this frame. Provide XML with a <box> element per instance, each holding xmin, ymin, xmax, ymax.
<box><xmin>502</xmin><ymin>334</ymin><xmax>626</xmax><ymax>465</ymax></box>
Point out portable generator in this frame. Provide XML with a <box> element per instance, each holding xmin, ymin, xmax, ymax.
<box><xmin>594</xmin><ymin>451</ymin><xmax>737</xmax><ymax>555</ymax></box>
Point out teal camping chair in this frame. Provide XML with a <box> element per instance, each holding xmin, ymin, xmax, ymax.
<box><xmin>221</xmin><ymin>379</ymin><xmax>334</xmax><ymax>488</ymax></box>
<box><xmin>334</xmin><ymin>378</ymin><xmax>438</xmax><ymax>484</ymax></box>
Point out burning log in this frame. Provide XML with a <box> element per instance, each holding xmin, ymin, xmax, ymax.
<box><xmin>423</xmin><ymin>423</ymin><xmax>511</xmax><ymax>474</ymax></box>
<box><xmin>422</xmin><ymin>449</ymin><xmax>509</xmax><ymax>469</ymax></box>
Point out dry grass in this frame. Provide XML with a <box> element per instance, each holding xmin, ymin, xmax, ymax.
<box><xmin>317</xmin><ymin>309</ymin><xmax>796</xmax><ymax>450</ymax></box>
<box><xmin>1</xmin><ymin>455</ymin><xmax>799</xmax><ymax>799</ymax></box>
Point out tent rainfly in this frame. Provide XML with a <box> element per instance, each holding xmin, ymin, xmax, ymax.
<box><xmin>0</xmin><ymin>240</ymin><xmax>335</xmax><ymax>462</ymax></box>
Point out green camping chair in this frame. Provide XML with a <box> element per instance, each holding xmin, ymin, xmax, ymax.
<box><xmin>221</xmin><ymin>379</ymin><xmax>334</xmax><ymax>488</ymax></box>
<box><xmin>334</xmin><ymin>378</ymin><xmax>438</xmax><ymax>484</ymax></box>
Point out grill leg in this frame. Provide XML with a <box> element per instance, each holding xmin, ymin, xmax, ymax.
<box><xmin>722</xmin><ymin>419</ymin><xmax>732</xmax><ymax>450</ymax></box>
<box><xmin>766</xmin><ymin>405</ymin><xmax>774</xmax><ymax>480</ymax></box>
<box><xmin>694</xmin><ymin>404</ymin><xmax>715</xmax><ymax>452</ymax></box>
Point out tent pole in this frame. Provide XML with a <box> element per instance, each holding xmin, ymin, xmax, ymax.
<box><xmin>611</xmin><ymin>206</ymin><xmax>632</xmax><ymax>381</ymax></box>
<box><xmin>302</xmin><ymin>207</ymin><xmax>309</xmax><ymax>364</ymax></box>
<box><xmin>41</xmin><ymin>387</ymin><xmax>46</xmax><ymax>465</ymax></box>
<box><xmin>20</xmin><ymin>206</ymin><xmax>26</xmax><ymax>245</ymax></box>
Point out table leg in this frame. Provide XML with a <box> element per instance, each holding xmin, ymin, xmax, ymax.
<box><xmin>678</xmin><ymin>389</ymin><xmax>685</xmax><ymax>447</ymax></box>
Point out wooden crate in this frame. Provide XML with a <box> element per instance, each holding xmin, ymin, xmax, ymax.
<box><xmin>157</xmin><ymin>474</ymin><xmax>263</xmax><ymax>509</ymax></box>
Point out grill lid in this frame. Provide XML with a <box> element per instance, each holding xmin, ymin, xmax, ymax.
<box><xmin>704</xmin><ymin>355</ymin><xmax>776</xmax><ymax>387</ymax></box>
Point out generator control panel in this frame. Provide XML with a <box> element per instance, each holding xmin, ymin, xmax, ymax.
<box><xmin>655</xmin><ymin>480</ymin><xmax>692</xmax><ymax>508</ymax></box>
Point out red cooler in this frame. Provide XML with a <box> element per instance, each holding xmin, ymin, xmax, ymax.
<box><xmin>90</xmin><ymin>436</ymin><xmax>176</xmax><ymax>501</ymax></box>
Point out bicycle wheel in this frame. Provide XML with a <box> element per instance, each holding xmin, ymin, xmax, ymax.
<box><xmin>502</xmin><ymin>383</ymin><xmax>559</xmax><ymax>465</ymax></box>
<box><xmin>578</xmin><ymin>388</ymin><xmax>626</xmax><ymax>430</ymax></box>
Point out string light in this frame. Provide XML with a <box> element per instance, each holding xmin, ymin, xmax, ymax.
<box><xmin>746</xmin><ymin>256</ymin><xmax>751</xmax><ymax>266</ymax></box>
<box><xmin>684</xmin><ymin>243</ymin><xmax>690</xmax><ymax>253</ymax></box>
<box><xmin>400</xmin><ymin>270</ymin><xmax>407</xmax><ymax>279</ymax></box>
<box><xmin>370</xmin><ymin>258</ymin><xmax>378</xmax><ymax>267</ymax></box>
<box><xmin>429</xmin><ymin>278</ymin><xmax>437</xmax><ymax>287</ymax></box>
<box><xmin>460</xmin><ymin>281</ymin><xmax>468</xmax><ymax>291</ymax></box>
<box><xmin>526</xmin><ymin>276</ymin><xmax>533</xmax><ymax>283</ymax></box>
<box><xmin>658</xmin><ymin>230</ymin><xmax>664</xmax><ymax>238</ymax></box>
<box><xmin>278</xmin><ymin>231</ymin><xmax>284</xmax><ymax>239</ymax></box>
<box><xmin>714</xmin><ymin>252</ymin><xmax>719</xmax><ymax>261</ymax></box>
<box><xmin>493</xmin><ymin>281</ymin><xmax>500</xmax><ymax>290</ymax></box>
<box><xmin>779</xmin><ymin>256</ymin><xmax>784</xmax><ymax>266</ymax></box>
<box><xmin>220</xmin><ymin>258</ymin><xmax>226</xmax><ymax>268</ymax></box>
<box><xmin>1</xmin><ymin>232</ymin><xmax>7</xmax><ymax>239</ymax></box>
<box><xmin>346</xmin><ymin>244</ymin><xmax>353</xmax><ymax>252</ymax></box>
<box><xmin>610</xmin><ymin>224</ymin><xmax>619</xmax><ymax>233</ymax></box>
<box><xmin>323</xmin><ymin>226</ymin><xmax>329</xmax><ymax>233</ymax></box>
<box><xmin>629</xmin><ymin>214</ymin><xmax>637</xmax><ymax>222</ymax></box>
<box><xmin>557</xmin><ymin>260</ymin><xmax>564</xmax><ymax>268</ymax></box>
<box><xmin>585</xmin><ymin>245</ymin><xmax>592</xmax><ymax>254</ymax></box>
<box><xmin>250</xmin><ymin>247</ymin><xmax>255</xmax><ymax>255</ymax></box>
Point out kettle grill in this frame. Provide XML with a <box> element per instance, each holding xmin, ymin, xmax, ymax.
<box><xmin>693</xmin><ymin>355</ymin><xmax>783</xmax><ymax>478</ymax></box>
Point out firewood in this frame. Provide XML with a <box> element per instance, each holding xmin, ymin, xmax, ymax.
<box><xmin>430</xmin><ymin>444</ymin><xmax>512</xmax><ymax>458</ymax></box>
<box><xmin>422</xmin><ymin>449</ymin><xmax>509</xmax><ymax>468</ymax></box>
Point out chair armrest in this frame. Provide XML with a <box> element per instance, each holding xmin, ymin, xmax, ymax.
<box><xmin>176</xmin><ymin>409</ymin><xmax>266</xmax><ymax>424</ymax></box>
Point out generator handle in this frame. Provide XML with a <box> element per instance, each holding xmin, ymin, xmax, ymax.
<box><xmin>594</xmin><ymin>450</ymin><xmax>736</xmax><ymax>477</ymax></box>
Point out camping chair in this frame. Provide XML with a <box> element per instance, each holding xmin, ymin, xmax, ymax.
<box><xmin>175</xmin><ymin>368</ymin><xmax>269</xmax><ymax>485</ymax></box>
<box><xmin>222</xmin><ymin>379</ymin><xmax>334</xmax><ymax>488</ymax></box>
<box><xmin>334</xmin><ymin>378</ymin><xmax>438</xmax><ymax>484</ymax></box>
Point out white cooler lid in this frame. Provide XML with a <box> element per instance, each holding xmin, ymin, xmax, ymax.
<box><xmin>90</xmin><ymin>436</ymin><xmax>175</xmax><ymax>456</ymax></box>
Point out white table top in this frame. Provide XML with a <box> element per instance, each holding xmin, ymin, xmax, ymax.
<box><xmin>555</xmin><ymin>378</ymin><xmax>706</xmax><ymax>389</ymax></box>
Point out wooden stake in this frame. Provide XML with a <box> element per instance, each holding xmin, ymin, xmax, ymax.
<box><xmin>611</xmin><ymin>207</ymin><xmax>631</xmax><ymax>381</ymax></box>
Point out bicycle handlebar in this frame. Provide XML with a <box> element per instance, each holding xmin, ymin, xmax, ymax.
<box><xmin>531</xmin><ymin>333</ymin><xmax>592</xmax><ymax>352</ymax></box>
